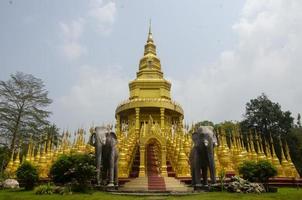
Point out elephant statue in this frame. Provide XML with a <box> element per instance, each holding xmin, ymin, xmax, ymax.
<box><xmin>90</xmin><ymin>125</ymin><xmax>118</xmax><ymax>187</ymax></box>
<box><xmin>190</xmin><ymin>125</ymin><xmax>217</xmax><ymax>188</ymax></box>
<box><xmin>189</xmin><ymin>131</ymin><xmax>203</xmax><ymax>187</ymax></box>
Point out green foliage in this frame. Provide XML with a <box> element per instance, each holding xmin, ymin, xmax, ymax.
<box><xmin>296</xmin><ymin>113</ymin><xmax>301</xmax><ymax>128</ymax></box>
<box><xmin>53</xmin><ymin>185</ymin><xmax>72</xmax><ymax>195</ymax></box>
<box><xmin>218</xmin><ymin>169</ymin><xmax>226</xmax><ymax>191</ymax></box>
<box><xmin>49</xmin><ymin>155</ymin><xmax>73</xmax><ymax>184</ymax></box>
<box><xmin>50</xmin><ymin>153</ymin><xmax>95</xmax><ymax>191</ymax></box>
<box><xmin>35</xmin><ymin>183</ymin><xmax>53</xmax><ymax>195</ymax></box>
<box><xmin>16</xmin><ymin>161</ymin><xmax>39</xmax><ymax>190</ymax></box>
<box><xmin>241</xmin><ymin>93</ymin><xmax>294</xmax><ymax>136</ymax></box>
<box><xmin>0</xmin><ymin>72</ymin><xmax>52</xmax><ymax>152</ymax></box>
<box><xmin>0</xmin><ymin>146</ymin><xmax>10</xmax><ymax>178</ymax></box>
<box><xmin>217</xmin><ymin>121</ymin><xmax>238</xmax><ymax>135</ymax></box>
<box><xmin>256</xmin><ymin>160</ymin><xmax>278</xmax><ymax>184</ymax></box>
<box><xmin>216</xmin><ymin>121</ymin><xmax>239</xmax><ymax>148</ymax></box>
<box><xmin>195</xmin><ymin>120</ymin><xmax>215</xmax><ymax>128</ymax></box>
<box><xmin>2</xmin><ymin>188</ymin><xmax>302</xmax><ymax>200</ymax></box>
<box><xmin>239</xmin><ymin>160</ymin><xmax>277</xmax><ymax>191</ymax></box>
<box><xmin>241</xmin><ymin>93</ymin><xmax>294</xmax><ymax>159</ymax></box>
<box><xmin>42</xmin><ymin>124</ymin><xmax>61</xmax><ymax>148</ymax></box>
<box><xmin>239</xmin><ymin>160</ymin><xmax>258</xmax><ymax>182</ymax></box>
<box><xmin>35</xmin><ymin>184</ymin><xmax>73</xmax><ymax>195</ymax></box>
<box><xmin>286</xmin><ymin>128</ymin><xmax>302</xmax><ymax>176</ymax></box>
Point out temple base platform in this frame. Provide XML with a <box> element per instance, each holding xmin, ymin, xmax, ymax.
<box><xmin>118</xmin><ymin>176</ymin><xmax>193</xmax><ymax>192</ymax></box>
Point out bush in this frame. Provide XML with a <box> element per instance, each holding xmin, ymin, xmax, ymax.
<box><xmin>16</xmin><ymin>161</ymin><xmax>39</xmax><ymax>190</ymax></box>
<box><xmin>35</xmin><ymin>183</ymin><xmax>73</xmax><ymax>195</ymax></box>
<box><xmin>49</xmin><ymin>155</ymin><xmax>73</xmax><ymax>184</ymax></box>
<box><xmin>50</xmin><ymin>153</ymin><xmax>95</xmax><ymax>192</ymax></box>
<box><xmin>238</xmin><ymin>160</ymin><xmax>258</xmax><ymax>182</ymax></box>
<box><xmin>53</xmin><ymin>185</ymin><xmax>72</xmax><ymax>195</ymax></box>
<box><xmin>239</xmin><ymin>160</ymin><xmax>277</xmax><ymax>191</ymax></box>
<box><xmin>35</xmin><ymin>183</ymin><xmax>53</xmax><ymax>195</ymax></box>
<box><xmin>256</xmin><ymin>160</ymin><xmax>278</xmax><ymax>190</ymax></box>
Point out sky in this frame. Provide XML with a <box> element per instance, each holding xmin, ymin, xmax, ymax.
<box><xmin>1</xmin><ymin>0</ymin><xmax>302</xmax><ymax>131</ymax></box>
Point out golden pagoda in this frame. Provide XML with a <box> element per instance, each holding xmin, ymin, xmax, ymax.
<box><xmin>115</xmin><ymin>24</ymin><xmax>189</xmax><ymax>178</ymax></box>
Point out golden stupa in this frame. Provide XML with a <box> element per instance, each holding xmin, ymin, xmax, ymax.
<box><xmin>115</xmin><ymin>24</ymin><xmax>189</xmax><ymax>178</ymax></box>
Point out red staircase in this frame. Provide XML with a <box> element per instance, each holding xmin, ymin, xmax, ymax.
<box><xmin>147</xmin><ymin>144</ymin><xmax>166</xmax><ymax>191</ymax></box>
<box><xmin>167</xmin><ymin>160</ymin><xmax>176</xmax><ymax>177</ymax></box>
<box><xmin>120</xmin><ymin>145</ymin><xmax>192</xmax><ymax>192</ymax></box>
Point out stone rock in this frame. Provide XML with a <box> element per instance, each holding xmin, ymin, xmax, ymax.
<box><xmin>226</xmin><ymin>176</ymin><xmax>265</xmax><ymax>194</ymax></box>
<box><xmin>3</xmin><ymin>179</ymin><xmax>19</xmax><ymax>189</ymax></box>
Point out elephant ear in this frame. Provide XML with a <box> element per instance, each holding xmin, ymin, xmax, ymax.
<box><xmin>110</xmin><ymin>132</ymin><xmax>117</xmax><ymax>140</ymax></box>
<box><xmin>192</xmin><ymin>132</ymin><xmax>202</xmax><ymax>145</ymax></box>
<box><xmin>192</xmin><ymin>132</ymin><xmax>198</xmax><ymax>139</ymax></box>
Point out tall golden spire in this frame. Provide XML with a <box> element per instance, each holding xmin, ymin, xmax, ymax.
<box><xmin>147</xmin><ymin>19</ymin><xmax>153</xmax><ymax>43</ymax></box>
<box><xmin>143</xmin><ymin>20</ymin><xmax>157</xmax><ymax>57</ymax></box>
<box><xmin>126</xmin><ymin>22</ymin><xmax>173</xmax><ymax>100</ymax></box>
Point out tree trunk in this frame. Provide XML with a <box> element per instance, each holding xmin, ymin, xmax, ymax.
<box><xmin>10</xmin><ymin>105</ymin><xmax>23</xmax><ymax>152</ymax></box>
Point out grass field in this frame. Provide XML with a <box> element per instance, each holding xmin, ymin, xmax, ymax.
<box><xmin>0</xmin><ymin>188</ymin><xmax>302</xmax><ymax>200</ymax></box>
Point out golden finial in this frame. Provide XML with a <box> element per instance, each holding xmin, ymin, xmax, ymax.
<box><xmin>147</xmin><ymin>19</ymin><xmax>153</xmax><ymax>42</ymax></box>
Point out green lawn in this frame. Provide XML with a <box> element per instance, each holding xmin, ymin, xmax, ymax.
<box><xmin>0</xmin><ymin>188</ymin><xmax>302</xmax><ymax>200</ymax></box>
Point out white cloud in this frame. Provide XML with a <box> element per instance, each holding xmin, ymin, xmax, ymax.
<box><xmin>88</xmin><ymin>0</ymin><xmax>117</xmax><ymax>34</ymax></box>
<box><xmin>59</xmin><ymin>0</ymin><xmax>117</xmax><ymax>60</ymax></box>
<box><xmin>173</xmin><ymin>0</ymin><xmax>302</xmax><ymax>123</ymax></box>
<box><xmin>52</xmin><ymin>65</ymin><xmax>128</xmax><ymax>130</ymax></box>
<box><xmin>59</xmin><ymin>19</ymin><xmax>87</xmax><ymax>61</ymax></box>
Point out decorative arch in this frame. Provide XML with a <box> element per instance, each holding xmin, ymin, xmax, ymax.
<box><xmin>141</xmin><ymin>134</ymin><xmax>166</xmax><ymax>147</ymax></box>
<box><xmin>138</xmin><ymin>134</ymin><xmax>168</xmax><ymax>177</ymax></box>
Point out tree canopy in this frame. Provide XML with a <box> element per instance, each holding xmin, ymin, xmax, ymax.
<box><xmin>287</xmin><ymin>128</ymin><xmax>302</xmax><ymax>176</ymax></box>
<box><xmin>241</xmin><ymin>93</ymin><xmax>294</xmax><ymax>137</ymax></box>
<box><xmin>0</xmin><ymin>72</ymin><xmax>52</xmax><ymax>151</ymax></box>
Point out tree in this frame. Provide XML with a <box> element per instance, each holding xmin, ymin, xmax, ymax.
<box><xmin>241</xmin><ymin>94</ymin><xmax>294</xmax><ymax>161</ymax></box>
<box><xmin>194</xmin><ymin>120</ymin><xmax>215</xmax><ymax>128</ymax></box>
<box><xmin>42</xmin><ymin>124</ymin><xmax>61</xmax><ymax>150</ymax></box>
<box><xmin>216</xmin><ymin>121</ymin><xmax>239</xmax><ymax>148</ymax></box>
<box><xmin>286</xmin><ymin>128</ymin><xmax>302</xmax><ymax>176</ymax></box>
<box><xmin>296</xmin><ymin>113</ymin><xmax>301</xmax><ymax>128</ymax></box>
<box><xmin>0</xmin><ymin>72</ymin><xmax>52</xmax><ymax>152</ymax></box>
<box><xmin>242</xmin><ymin>93</ymin><xmax>294</xmax><ymax>137</ymax></box>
